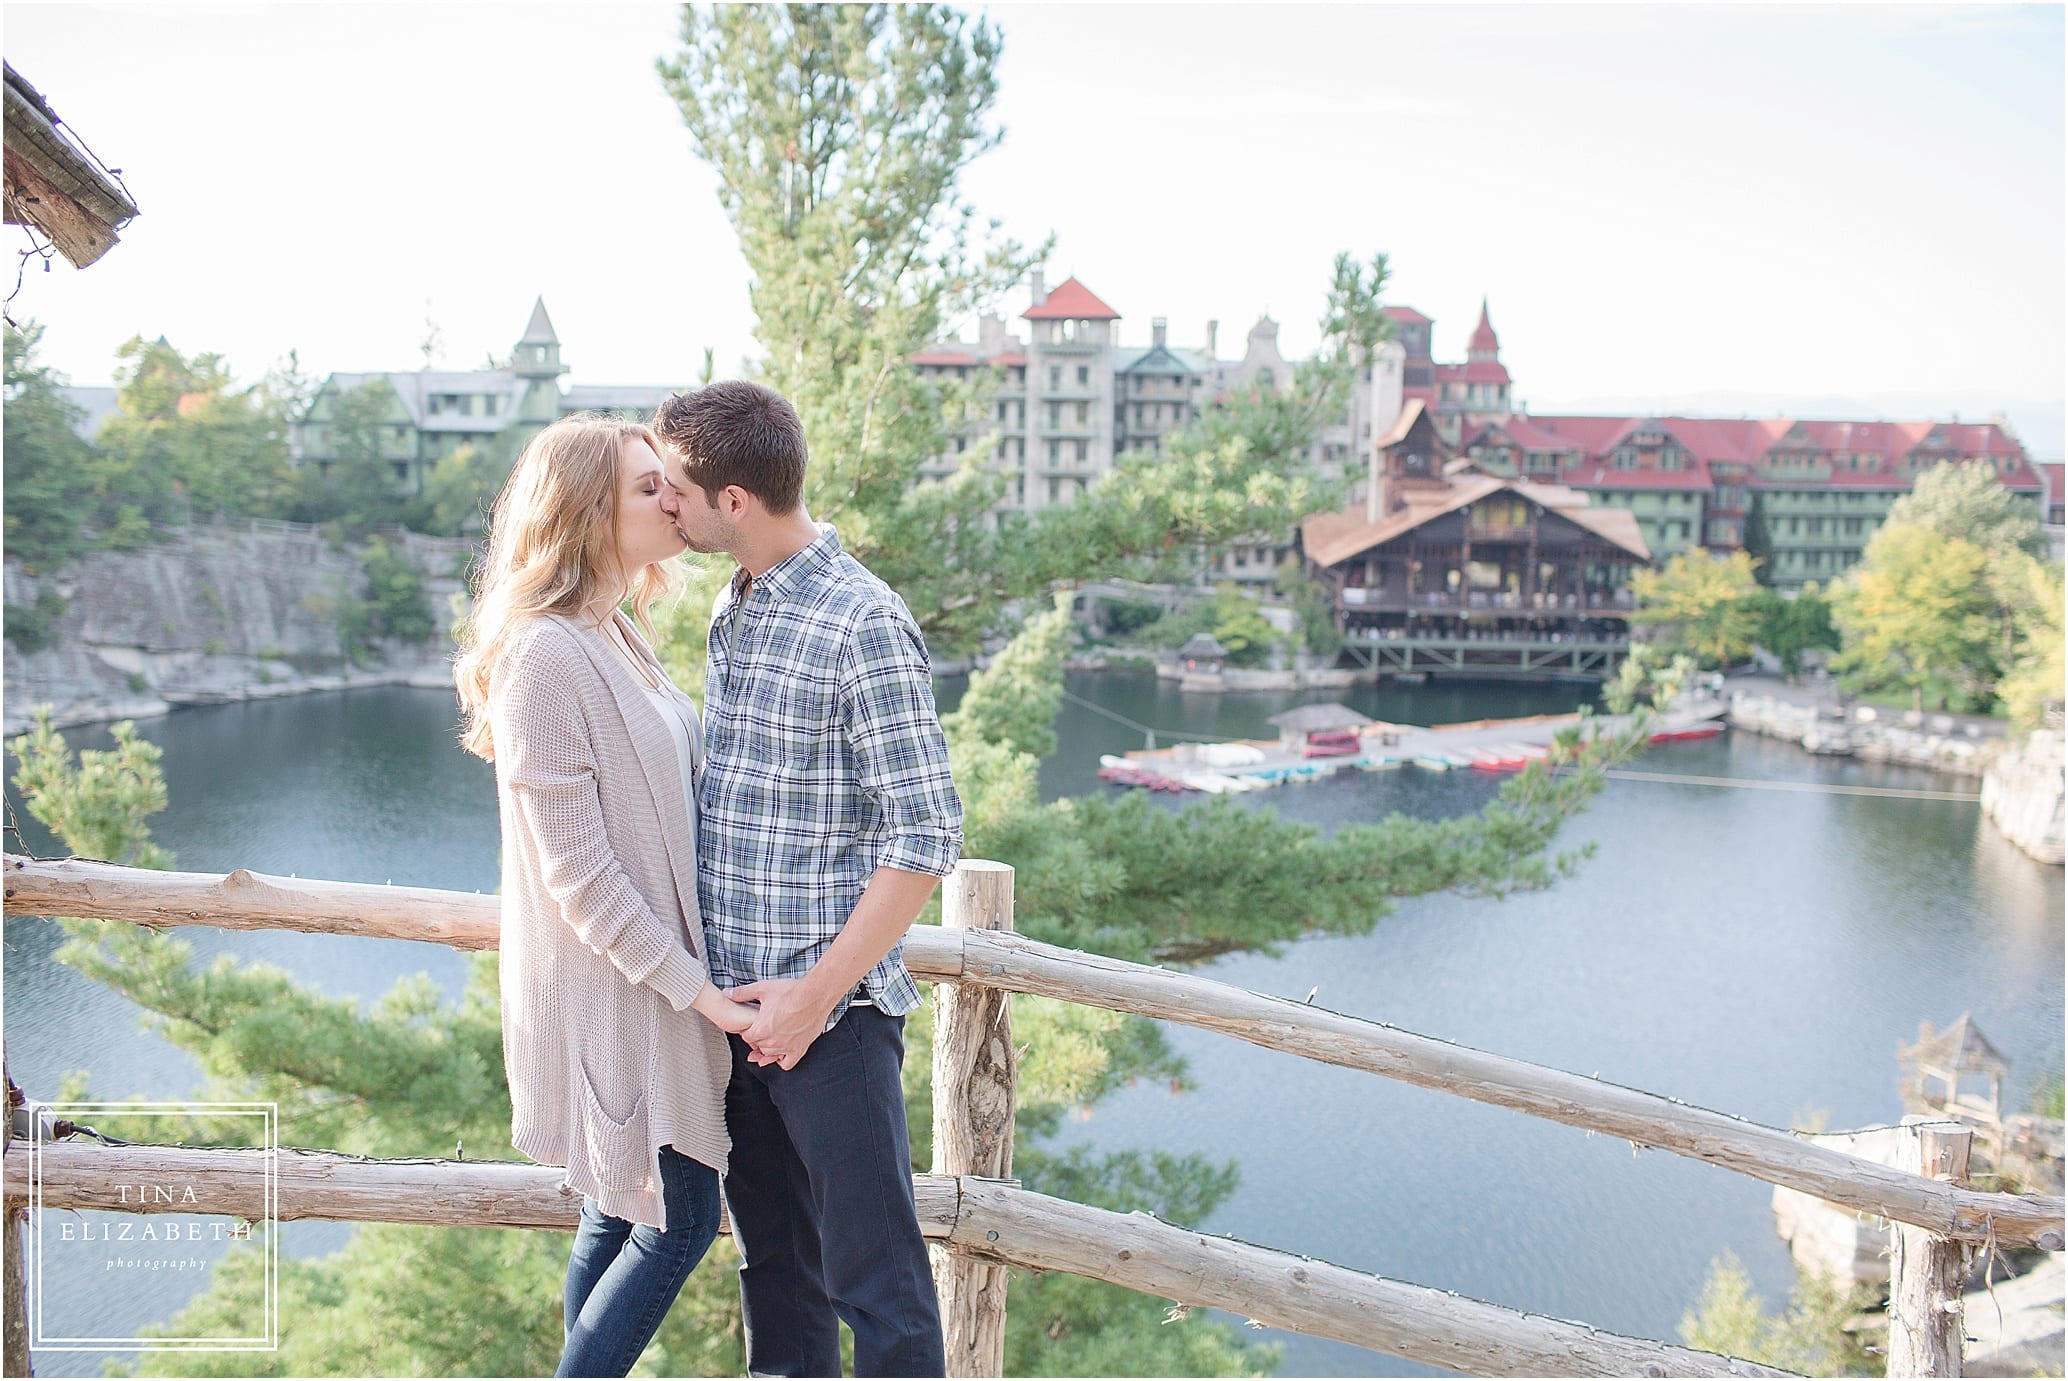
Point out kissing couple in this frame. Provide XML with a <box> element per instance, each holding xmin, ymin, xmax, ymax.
<box><xmin>454</xmin><ymin>381</ymin><xmax>962</xmax><ymax>1378</ymax></box>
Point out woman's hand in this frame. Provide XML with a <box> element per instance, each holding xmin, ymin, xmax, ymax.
<box><xmin>690</xmin><ymin>982</ymin><xmax>758</xmax><ymax>1036</ymax></box>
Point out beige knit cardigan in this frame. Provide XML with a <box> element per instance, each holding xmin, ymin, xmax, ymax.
<box><xmin>487</xmin><ymin>611</ymin><xmax>730</xmax><ymax>1230</ymax></box>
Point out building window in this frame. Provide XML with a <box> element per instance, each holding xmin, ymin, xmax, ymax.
<box><xmin>1075</xmin><ymin>440</ymin><xmax>1087</xmax><ymax>462</ymax></box>
<box><xmin>1076</xmin><ymin>365</ymin><xmax>1089</xmax><ymax>386</ymax></box>
<box><xmin>1048</xmin><ymin>439</ymin><xmax>1060</xmax><ymax>462</ymax></box>
<box><xmin>1047</xmin><ymin>478</ymin><xmax>1059</xmax><ymax>503</ymax></box>
<box><xmin>1049</xmin><ymin>366</ymin><xmax>1061</xmax><ymax>390</ymax></box>
<box><xmin>1075</xmin><ymin>402</ymin><xmax>1088</xmax><ymax>425</ymax></box>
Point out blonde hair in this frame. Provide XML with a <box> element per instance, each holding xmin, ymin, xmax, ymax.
<box><xmin>455</xmin><ymin>413</ymin><xmax>680</xmax><ymax>760</ymax></box>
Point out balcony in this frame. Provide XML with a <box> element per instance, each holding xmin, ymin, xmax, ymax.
<box><xmin>1338</xmin><ymin>588</ymin><xmax>1634</xmax><ymax>615</ymax></box>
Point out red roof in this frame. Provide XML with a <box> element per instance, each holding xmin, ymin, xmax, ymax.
<box><xmin>2038</xmin><ymin>462</ymin><xmax>2064</xmax><ymax>505</ymax></box>
<box><xmin>1461</xmin><ymin>359</ymin><xmax>1511</xmax><ymax>385</ymax></box>
<box><xmin>1023</xmin><ymin>277</ymin><xmax>1120</xmax><ymax>321</ymax></box>
<box><xmin>1562</xmin><ymin>462</ymin><xmax>1713</xmax><ymax>491</ymax></box>
<box><xmin>1467</xmin><ymin>300</ymin><xmax>1499</xmax><ymax>354</ymax></box>
<box><xmin>1383</xmin><ymin>305</ymin><xmax>1432</xmax><ymax>324</ymax></box>
<box><xmin>993</xmin><ymin>352</ymin><xmax>1026</xmax><ymax>367</ymax></box>
<box><xmin>911</xmin><ymin>348</ymin><xmax>981</xmax><ymax>367</ymax></box>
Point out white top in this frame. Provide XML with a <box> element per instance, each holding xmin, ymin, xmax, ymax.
<box><xmin>640</xmin><ymin>680</ymin><xmax>701</xmax><ymax>829</ymax></box>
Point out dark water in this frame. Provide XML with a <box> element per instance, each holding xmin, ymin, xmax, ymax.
<box><xmin>4</xmin><ymin>677</ymin><xmax>2062</xmax><ymax>1376</ymax></box>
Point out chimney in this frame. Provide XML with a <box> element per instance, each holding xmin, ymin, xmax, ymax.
<box><xmin>1029</xmin><ymin>269</ymin><xmax>1047</xmax><ymax>309</ymax></box>
<box><xmin>978</xmin><ymin>312</ymin><xmax>1005</xmax><ymax>354</ymax></box>
<box><xmin>1367</xmin><ymin>448</ymin><xmax>1387</xmax><ymax>524</ymax></box>
<box><xmin>1152</xmin><ymin>317</ymin><xmax>1167</xmax><ymax>348</ymax></box>
<box><xmin>1205</xmin><ymin>319</ymin><xmax>1219</xmax><ymax>360</ymax></box>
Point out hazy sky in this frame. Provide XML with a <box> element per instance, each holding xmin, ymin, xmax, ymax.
<box><xmin>7</xmin><ymin>4</ymin><xmax>2062</xmax><ymax>451</ymax></box>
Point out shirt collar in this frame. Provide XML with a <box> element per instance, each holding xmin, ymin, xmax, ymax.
<box><xmin>734</xmin><ymin>523</ymin><xmax>841</xmax><ymax>604</ymax></box>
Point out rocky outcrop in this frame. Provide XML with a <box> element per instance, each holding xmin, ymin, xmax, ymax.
<box><xmin>1727</xmin><ymin>692</ymin><xmax>2000</xmax><ymax>777</ymax></box>
<box><xmin>1982</xmin><ymin>730</ymin><xmax>2066</xmax><ymax>866</ymax></box>
<box><xmin>3</xmin><ymin>523</ymin><xmax>473</xmax><ymax>734</ymax></box>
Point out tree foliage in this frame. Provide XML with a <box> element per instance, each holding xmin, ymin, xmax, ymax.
<box><xmin>99</xmin><ymin>335</ymin><xmax>297</xmax><ymax>527</ymax></box>
<box><xmin>3</xmin><ymin>321</ymin><xmax>102</xmax><ymax>570</ymax></box>
<box><xmin>1742</xmin><ymin>583</ymin><xmax>1839</xmax><ymax>677</ymax></box>
<box><xmin>1630</xmin><ymin>550</ymin><xmax>1762</xmax><ymax>668</ymax></box>
<box><xmin>1679</xmin><ymin>1251</ymin><xmax>1877</xmax><ymax>1376</ymax></box>
<box><xmin>1886</xmin><ymin>460</ymin><xmax>2045</xmax><ymax>562</ymax></box>
<box><xmin>1830</xmin><ymin>522</ymin><xmax>2004</xmax><ymax>712</ymax></box>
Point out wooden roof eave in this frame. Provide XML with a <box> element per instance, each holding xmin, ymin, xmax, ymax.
<box><xmin>3</xmin><ymin>63</ymin><xmax>139</xmax><ymax>269</ymax></box>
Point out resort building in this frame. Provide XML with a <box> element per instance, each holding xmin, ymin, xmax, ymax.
<box><xmin>1300</xmin><ymin>400</ymin><xmax>1650</xmax><ymax>677</ymax></box>
<box><xmin>914</xmin><ymin>269</ymin><xmax>1405</xmax><ymax>582</ymax></box>
<box><xmin>291</xmin><ymin>299</ymin><xmax>682</xmax><ymax>492</ymax></box>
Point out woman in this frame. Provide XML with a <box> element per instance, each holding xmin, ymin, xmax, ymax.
<box><xmin>455</xmin><ymin>412</ymin><xmax>752</xmax><ymax>1378</ymax></box>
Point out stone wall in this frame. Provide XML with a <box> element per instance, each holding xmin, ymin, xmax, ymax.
<box><xmin>3</xmin><ymin>524</ymin><xmax>474</xmax><ymax>734</ymax></box>
<box><xmin>1726</xmin><ymin>692</ymin><xmax>1998</xmax><ymax>777</ymax></box>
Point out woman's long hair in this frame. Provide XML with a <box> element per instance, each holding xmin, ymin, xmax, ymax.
<box><xmin>455</xmin><ymin>413</ymin><xmax>681</xmax><ymax>760</ymax></box>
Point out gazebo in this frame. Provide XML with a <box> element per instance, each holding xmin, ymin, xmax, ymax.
<box><xmin>1178</xmin><ymin>632</ymin><xmax>1229</xmax><ymax>675</ymax></box>
<box><xmin>1266</xmin><ymin>703</ymin><xmax>1373</xmax><ymax>753</ymax></box>
<box><xmin>1898</xmin><ymin>1014</ymin><xmax>2010</xmax><ymax>1123</ymax></box>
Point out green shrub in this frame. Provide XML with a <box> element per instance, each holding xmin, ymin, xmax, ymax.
<box><xmin>4</xmin><ymin>588</ymin><xmax>70</xmax><ymax>652</ymax></box>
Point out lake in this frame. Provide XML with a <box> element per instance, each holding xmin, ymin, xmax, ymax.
<box><xmin>5</xmin><ymin>675</ymin><xmax>2061</xmax><ymax>1376</ymax></box>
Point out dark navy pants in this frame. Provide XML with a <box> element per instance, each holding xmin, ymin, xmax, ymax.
<box><xmin>723</xmin><ymin>1006</ymin><xmax>946</xmax><ymax>1378</ymax></box>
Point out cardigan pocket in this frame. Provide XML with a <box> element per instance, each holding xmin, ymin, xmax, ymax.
<box><xmin>575</xmin><ymin>1061</ymin><xmax>654</xmax><ymax>1192</ymax></box>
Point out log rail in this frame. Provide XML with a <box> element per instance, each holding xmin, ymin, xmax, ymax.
<box><xmin>6</xmin><ymin>853</ymin><xmax>2063</xmax><ymax>1377</ymax></box>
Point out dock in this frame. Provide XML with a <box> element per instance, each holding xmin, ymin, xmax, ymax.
<box><xmin>1096</xmin><ymin>702</ymin><xmax>1728</xmax><ymax>794</ymax></box>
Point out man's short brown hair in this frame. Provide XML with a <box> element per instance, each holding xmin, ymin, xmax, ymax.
<box><xmin>651</xmin><ymin>380</ymin><xmax>807</xmax><ymax>514</ymax></box>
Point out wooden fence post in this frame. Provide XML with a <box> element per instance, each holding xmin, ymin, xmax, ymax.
<box><xmin>930</xmin><ymin>860</ymin><xmax>1016</xmax><ymax>1379</ymax></box>
<box><xmin>4</xmin><ymin>1056</ymin><xmax>31</xmax><ymax>1377</ymax></box>
<box><xmin>1887</xmin><ymin>1121</ymin><xmax>1973</xmax><ymax>1378</ymax></box>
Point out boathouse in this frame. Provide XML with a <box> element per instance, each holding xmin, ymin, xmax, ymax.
<box><xmin>1266</xmin><ymin>702</ymin><xmax>1373</xmax><ymax>753</ymax></box>
<box><xmin>1299</xmin><ymin>401</ymin><xmax>1653</xmax><ymax>678</ymax></box>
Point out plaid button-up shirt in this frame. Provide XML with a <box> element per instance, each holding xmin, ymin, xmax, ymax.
<box><xmin>696</xmin><ymin>525</ymin><xmax>963</xmax><ymax>1022</ymax></box>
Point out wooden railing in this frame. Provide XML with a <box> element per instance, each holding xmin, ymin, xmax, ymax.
<box><xmin>5</xmin><ymin>854</ymin><xmax>2062</xmax><ymax>1378</ymax></box>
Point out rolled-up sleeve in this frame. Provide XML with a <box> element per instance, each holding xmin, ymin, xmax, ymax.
<box><xmin>835</xmin><ymin>605</ymin><xmax>964</xmax><ymax>878</ymax></box>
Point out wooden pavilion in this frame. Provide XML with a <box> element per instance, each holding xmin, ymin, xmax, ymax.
<box><xmin>1300</xmin><ymin>401</ymin><xmax>1652</xmax><ymax>652</ymax></box>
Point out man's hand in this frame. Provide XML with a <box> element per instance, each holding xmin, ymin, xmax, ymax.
<box><xmin>729</xmin><ymin>978</ymin><xmax>837</xmax><ymax>1070</ymax></box>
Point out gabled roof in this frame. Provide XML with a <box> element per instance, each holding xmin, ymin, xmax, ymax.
<box><xmin>1902</xmin><ymin>1014</ymin><xmax>2009</xmax><ymax>1075</ymax></box>
<box><xmin>1376</xmin><ymin>397</ymin><xmax>1431</xmax><ymax>449</ymax></box>
<box><xmin>1268</xmin><ymin>704</ymin><xmax>1372</xmax><ymax>732</ymax></box>
<box><xmin>1301</xmin><ymin>474</ymin><xmax>1651</xmax><ymax>568</ymax></box>
<box><xmin>1024</xmin><ymin>276</ymin><xmax>1120</xmax><ymax>321</ymax></box>
<box><xmin>520</xmin><ymin>297</ymin><xmax>559</xmax><ymax>345</ymax></box>
<box><xmin>1383</xmin><ymin>305</ymin><xmax>1433</xmax><ymax>325</ymax></box>
<box><xmin>1117</xmin><ymin>343</ymin><xmax>1199</xmax><ymax>377</ymax></box>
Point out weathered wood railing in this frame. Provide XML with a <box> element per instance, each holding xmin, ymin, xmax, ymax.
<box><xmin>5</xmin><ymin>854</ymin><xmax>2062</xmax><ymax>1378</ymax></box>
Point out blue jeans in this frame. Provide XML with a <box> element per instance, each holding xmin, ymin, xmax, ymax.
<box><xmin>556</xmin><ymin>1145</ymin><xmax>722</xmax><ymax>1378</ymax></box>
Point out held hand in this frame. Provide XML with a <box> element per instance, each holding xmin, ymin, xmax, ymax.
<box><xmin>690</xmin><ymin>983</ymin><xmax>760</xmax><ymax>1037</ymax></box>
<box><xmin>729</xmin><ymin>978</ymin><xmax>835</xmax><ymax>1071</ymax></box>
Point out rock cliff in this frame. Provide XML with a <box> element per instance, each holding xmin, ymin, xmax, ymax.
<box><xmin>3</xmin><ymin>523</ymin><xmax>474</xmax><ymax>734</ymax></box>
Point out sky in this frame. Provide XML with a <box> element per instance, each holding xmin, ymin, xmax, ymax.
<box><xmin>6</xmin><ymin>3</ymin><xmax>2063</xmax><ymax>454</ymax></box>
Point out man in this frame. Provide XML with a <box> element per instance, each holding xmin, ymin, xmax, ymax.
<box><xmin>652</xmin><ymin>380</ymin><xmax>962</xmax><ymax>1379</ymax></box>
